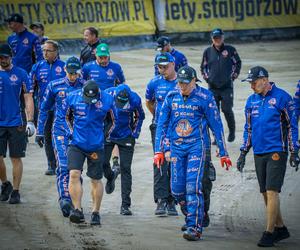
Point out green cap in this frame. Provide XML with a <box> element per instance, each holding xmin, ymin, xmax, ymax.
<box><xmin>96</xmin><ymin>43</ymin><xmax>110</xmax><ymax>57</ymax></box>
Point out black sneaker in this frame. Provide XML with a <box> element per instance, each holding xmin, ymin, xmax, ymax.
<box><xmin>45</xmin><ymin>166</ymin><xmax>55</xmax><ymax>176</ymax></box>
<box><xmin>274</xmin><ymin>226</ymin><xmax>290</xmax><ymax>243</ymax></box>
<box><xmin>0</xmin><ymin>181</ymin><xmax>13</xmax><ymax>201</ymax></box>
<box><xmin>227</xmin><ymin>131</ymin><xmax>235</xmax><ymax>142</ymax></box>
<box><xmin>112</xmin><ymin>158</ymin><xmax>121</xmax><ymax>175</ymax></box>
<box><xmin>70</xmin><ymin>209</ymin><xmax>85</xmax><ymax>224</ymax></box>
<box><xmin>59</xmin><ymin>199</ymin><xmax>73</xmax><ymax>217</ymax></box>
<box><xmin>155</xmin><ymin>199</ymin><xmax>167</xmax><ymax>216</ymax></box>
<box><xmin>120</xmin><ymin>206</ymin><xmax>133</xmax><ymax>216</ymax></box>
<box><xmin>8</xmin><ymin>190</ymin><xmax>21</xmax><ymax>204</ymax></box>
<box><xmin>181</xmin><ymin>224</ymin><xmax>187</xmax><ymax>232</ymax></box>
<box><xmin>105</xmin><ymin>170</ymin><xmax>118</xmax><ymax>194</ymax></box>
<box><xmin>202</xmin><ymin>213</ymin><xmax>210</xmax><ymax>228</ymax></box>
<box><xmin>90</xmin><ymin>212</ymin><xmax>101</xmax><ymax>225</ymax></box>
<box><xmin>167</xmin><ymin>200</ymin><xmax>178</xmax><ymax>216</ymax></box>
<box><xmin>257</xmin><ymin>231</ymin><xmax>275</xmax><ymax>247</ymax></box>
<box><xmin>183</xmin><ymin>227</ymin><xmax>202</xmax><ymax>241</ymax></box>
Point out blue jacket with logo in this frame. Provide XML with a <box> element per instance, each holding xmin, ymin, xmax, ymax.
<box><xmin>0</xmin><ymin>66</ymin><xmax>31</xmax><ymax>126</ymax></box>
<box><xmin>105</xmin><ymin>84</ymin><xmax>145</xmax><ymax>140</ymax></box>
<box><xmin>30</xmin><ymin>59</ymin><xmax>66</xmax><ymax>107</ymax></box>
<box><xmin>145</xmin><ymin>75</ymin><xmax>177</xmax><ymax>124</ymax></box>
<box><xmin>8</xmin><ymin>29</ymin><xmax>43</xmax><ymax>73</ymax></box>
<box><xmin>63</xmin><ymin>89</ymin><xmax>117</xmax><ymax>152</ymax></box>
<box><xmin>154</xmin><ymin>48</ymin><xmax>188</xmax><ymax>75</ymax></box>
<box><xmin>155</xmin><ymin>85</ymin><xmax>228</xmax><ymax>157</ymax></box>
<box><xmin>37</xmin><ymin>77</ymin><xmax>85</xmax><ymax>136</ymax></box>
<box><xmin>82</xmin><ymin>60</ymin><xmax>125</xmax><ymax>91</ymax></box>
<box><xmin>293</xmin><ymin>80</ymin><xmax>300</xmax><ymax>122</ymax></box>
<box><xmin>241</xmin><ymin>83</ymin><xmax>298</xmax><ymax>154</ymax></box>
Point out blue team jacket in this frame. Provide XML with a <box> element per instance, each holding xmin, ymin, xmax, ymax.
<box><xmin>155</xmin><ymin>85</ymin><xmax>228</xmax><ymax>157</ymax></box>
<box><xmin>293</xmin><ymin>80</ymin><xmax>300</xmax><ymax>122</ymax></box>
<box><xmin>241</xmin><ymin>83</ymin><xmax>299</xmax><ymax>154</ymax></box>
<box><xmin>37</xmin><ymin>77</ymin><xmax>85</xmax><ymax>136</ymax></box>
<box><xmin>30</xmin><ymin>59</ymin><xmax>66</xmax><ymax>107</ymax></box>
<box><xmin>8</xmin><ymin>29</ymin><xmax>43</xmax><ymax>73</ymax></box>
<box><xmin>63</xmin><ymin>89</ymin><xmax>116</xmax><ymax>152</ymax></box>
<box><xmin>105</xmin><ymin>84</ymin><xmax>145</xmax><ymax>140</ymax></box>
<box><xmin>82</xmin><ymin>60</ymin><xmax>125</xmax><ymax>91</ymax></box>
<box><xmin>0</xmin><ymin>66</ymin><xmax>31</xmax><ymax>127</ymax></box>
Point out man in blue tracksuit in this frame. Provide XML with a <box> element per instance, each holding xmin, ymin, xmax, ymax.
<box><xmin>36</xmin><ymin>57</ymin><xmax>84</xmax><ymax>217</ymax></box>
<box><xmin>293</xmin><ymin>80</ymin><xmax>300</xmax><ymax>122</ymax></box>
<box><xmin>30</xmin><ymin>40</ymin><xmax>66</xmax><ymax>175</ymax></box>
<box><xmin>154</xmin><ymin>66</ymin><xmax>232</xmax><ymax>241</ymax></box>
<box><xmin>146</xmin><ymin>52</ymin><xmax>178</xmax><ymax>216</ymax></box>
<box><xmin>237</xmin><ymin>66</ymin><xmax>299</xmax><ymax>247</ymax></box>
<box><xmin>0</xmin><ymin>43</ymin><xmax>35</xmax><ymax>204</ymax></box>
<box><xmin>5</xmin><ymin>13</ymin><xmax>43</xmax><ymax>73</ymax></box>
<box><xmin>154</xmin><ymin>36</ymin><xmax>188</xmax><ymax>75</ymax></box>
<box><xmin>63</xmin><ymin>80</ymin><xmax>117</xmax><ymax>225</ymax></box>
<box><xmin>104</xmin><ymin>84</ymin><xmax>145</xmax><ymax>215</ymax></box>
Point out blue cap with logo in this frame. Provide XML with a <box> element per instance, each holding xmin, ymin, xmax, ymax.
<box><xmin>66</xmin><ymin>56</ymin><xmax>81</xmax><ymax>74</ymax></box>
<box><xmin>211</xmin><ymin>28</ymin><xmax>224</xmax><ymax>38</ymax></box>
<box><xmin>177</xmin><ymin>66</ymin><xmax>201</xmax><ymax>84</ymax></box>
<box><xmin>155</xmin><ymin>52</ymin><xmax>175</xmax><ymax>65</ymax></box>
<box><xmin>242</xmin><ymin>66</ymin><xmax>269</xmax><ymax>82</ymax></box>
<box><xmin>83</xmin><ymin>80</ymin><xmax>99</xmax><ymax>104</ymax></box>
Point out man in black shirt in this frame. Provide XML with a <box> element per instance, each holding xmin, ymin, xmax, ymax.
<box><xmin>80</xmin><ymin>27</ymin><xmax>101</xmax><ymax>66</ymax></box>
<box><xmin>200</xmin><ymin>28</ymin><xmax>241</xmax><ymax>142</ymax></box>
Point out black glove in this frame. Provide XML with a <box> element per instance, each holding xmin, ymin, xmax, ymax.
<box><xmin>237</xmin><ymin>151</ymin><xmax>247</xmax><ymax>173</ymax></box>
<box><xmin>289</xmin><ymin>152</ymin><xmax>300</xmax><ymax>171</ymax></box>
<box><xmin>35</xmin><ymin>135</ymin><xmax>44</xmax><ymax>148</ymax></box>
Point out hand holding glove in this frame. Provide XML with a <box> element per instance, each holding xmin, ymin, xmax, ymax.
<box><xmin>289</xmin><ymin>152</ymin><xmax>300</xmax><ymax>171</ymax></box>
<box><xmin>237</xmin><ymin>151</ymin><xmax>247</xmax><ymax>173</ymax></box>
<box><xmin>26</xmin><ymin>121</ymin><xmax>35</xmax><ymax>137</ymax></box>
<box><xmin>35</xmin><ymin>135</ymin><xmax>45</xmax><ymax>148</ymax></box>
<box><xmin>154</xmin><ymin>152</ymin><xmax>164</xmax><ymax>168</ymax></box>
<box><xmin>220</xmin><ymin>156</ymin><xmax>232</xmax><ymax>170</ymax></box>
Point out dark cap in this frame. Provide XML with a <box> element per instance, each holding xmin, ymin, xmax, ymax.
<box><xmin>66</xmin><ymin>56</ymin><xmax>81</xmax><ymax>74</ymax></box>
<box><xmin>4</xmin><ymin>13</ymin><xmax>24</xmax><ymax>23</ymax></box>
<box><xmin>242</xmin><ymin>66</ymin><xmax>269</xmax><ymax>83</ymax></box>
<box><xmin>211</xmin><ymin>28</ymin><xmax>224</xmax><ymax>38</ymax></box>
<box><xmin>0</xmin><ymin>44</ymin><xmax>12</xmax><ymax>57</ymax></box>
<box><xmin>83</xmin><ymin>80</ymin><xmax>99</xmax><ymax>104</ymax></box>
<box><xmin>30</xmin><ymin>22</ymin><xmax>44</xmax><ymax>30</ymax></box>
<box><xmin>116</xmin><ymin>90</ymin><xmax>129</xmax><ymax>108</ymax></box>
<box><xmin>156</xmin><ymin>36</ymin><xmax>170</xmax><ymax>51</ymax></box>
<box><xmin>177</xmin><ymin>66</ymin><xmax>201</xmax><ymax>84</ymax></box>
<box><xmin>155</xmin><ymin>52</ymin><xmax>175</xmax><ymax>65</ymax></box>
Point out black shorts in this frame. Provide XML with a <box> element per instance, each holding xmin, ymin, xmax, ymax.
<box><xmin>0</xmin><ymin>126</ymin><xmax>27</xmax><ymax>158</ymax></box>
<box><xmin>254</xmin><ymin>152</ymin><xmax>287</xmax><ymax>193</ymax></box>
<box><xmin>67</xmin><ymin>145</ymin><xmax>104</xmax><ymax>180</ymax></box>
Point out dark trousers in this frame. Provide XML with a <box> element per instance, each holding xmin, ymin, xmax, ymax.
<box><xmin>202</xmin><ymin>159</ymin><xmax>213</xmax><ymax>213</ymax></box>
<box><xmin>150</xmin><ymin>123</ymin><xmax>174</xmax><ymax>203</ymax></box>
<box><xmin>210</xmin><ymin>87</ymin><xmax>235</xmax><ymax>134</ymax></box>
<box><xmin>103</xmin><ymin>137</ymin><xmax>135</xmax><ymax>207</ymax></box>
<box><xmin>44</xmin><ymin>111</ymin><xmax>56</xmax><ymax>168</ymax></box>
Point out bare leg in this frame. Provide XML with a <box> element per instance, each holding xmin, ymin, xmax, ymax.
<box><xmin>0</xmin><ymin>156</ymin><xmax>8</xmax><ymax>183</ymax></box>
<box><xmin>10</xmin><ymin>158</ymin><xmax>23</xmax><ymax>190</ymax></box>
<box><xmin>90</xmin><ymin>179</ymin><xmax>103</xmax><ymax>213</ymax></box>
<box><xmin>266</xmin><ymin>190</ymin><xmax>279</xmax><ymax>232</ymax></box>
<box><xmin>69</xmin><ymin>170</ymin><xmax>83</xmax><ymax>210</ymax></box>
<box><xmin>275</xmin><ymin>199</ymin><xmax>284</xmax><ymax>227</ymax></box>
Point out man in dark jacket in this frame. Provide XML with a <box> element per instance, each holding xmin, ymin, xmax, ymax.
<box><xmin>80</xmin><ymin>27</ymin><xmax>101</xmax><ymax>66</ymax></box>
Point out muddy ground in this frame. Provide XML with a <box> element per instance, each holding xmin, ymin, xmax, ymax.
<box><xmin>0</xmin><ymin>40</ymin><xmax>300</xmax><ymax>250</ymax></box>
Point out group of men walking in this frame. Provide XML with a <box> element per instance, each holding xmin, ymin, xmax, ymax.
<box><xmin>0</xmin><ymin>12</ymin><xmax>299</xmax><ymax>248</ymax></box>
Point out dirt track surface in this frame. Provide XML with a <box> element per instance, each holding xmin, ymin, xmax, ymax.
<box><xmin>1</xmin><ymin>40</ymin><xmax>300</xmax><ymax>250</ymax></box>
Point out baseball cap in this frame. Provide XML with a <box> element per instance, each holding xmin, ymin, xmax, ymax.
<box><xmin>0</xmin><ymin>44</ymin><xmax>12</xmax><ymax>57</ymax></box>
<box><xmin>96</xmin><ymin>43</ymin><xmax>110</xmax><ymax>57</ymax></box>
<box><xmin>83</xmin><ymin>80</ymin><xmax>99</xmax><ymax>104</ymax></box>
<box><xmin>115</xmin><ymin>89</ymin><xmax>129</xmax><ymax>108</ymax></box>
<box><xmin>65</xmin><ymin>56</ymin><xmax>81</xmax><ymax>74</ymax></box>
<box><xmin>156</xmin><ymin>36</ymin><xmax>170</xmax><ymax>51</ymax></box>
<box><xmin>30</xmin><ymin>22</ymin><xmax>44</xmax><ymax>30</ymax></box>
<box><xmin>242</xmin><ymin>66</ymin><xmax>269</xmax><ymax>83</ymax></box>
<box><xmin>177</xmin><ymin>66</ymin><xmax>201</xmax><ymax>84</ymax></box>
<box><xmin>155</xmin><ymin>52</ymin><xmax>175</xmax><ymax>65</ymax></box>
<box><xmin>211</xmin><ymin>28</ymin><xmax>224</xmax><ymax>38</ymax></box>
<box><xmin>4</xmin><ymin>13</ymin><xmax>24</xmax><ymax>23</ymax></box>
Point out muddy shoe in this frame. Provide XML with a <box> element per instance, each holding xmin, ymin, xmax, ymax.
<box><xmin>120</xmin><ymin>206</ymin><xmax>133</xmax><ymax>216</ymax></box>
<box><xmin>9</xmin><ymin>190</ymin><xmax>21</xmax><ymax>204</ymax></box>
<box><xmin>181</xmin><ymin>224</ymin><xmax>187</xmax><ymax>232</ymax></box>
<box><xmin>167</xmin><ymin>200</ymin><xmax>178</xmax><ymax>216</ymax></box>
<box><xmin>227</xmin><ymin>131</ymin><xmax>235</xmax><ymax>142</ymax></box>
<box><xmin>112</xmin><ymin>157</ymin><xmax>121</xmax><ymax>175</ymax></box>
<box><xmin>202</xmin><ymin>212</ymin><xmax>210</xmax><ymax>228</ymax></box>
<box><xmin>155</xmin><ymin>199</ymin><xmax>167</xmax><ymax>216</ymax></box>
<box><xmin>59</xmin><ymin>199</ymin><xmax>73</xmax><ymax>217</ymax></box>
<box><xmin>105</xmin><ymin>170</ymin><xmax>118</xmax><ymax>194</ymax></box>
<box><xmin>0</xmin><ymin>181</ymin><xmax>13</xmax><ymax>201</ymax></box>
<box><xmin>70</xmin><ymin>209</ymin><xmax>85</xmax><ymax>224</ymax></box>
<box><xmin>183</xmin><ymin>227</ymin><xmax>202</xmax><ymax>241</ymax></box>
<box><xmin>90</xmin><ymin>212</ymin><xmax>101</xmax><ymax>226</ymax></box>
<box><xmin>257</xmin><ymin>231</ymin><xmax>275</xmax><ymax>247</ymax></box>
<box><xmin>274</xmin><ymin>226</ymin><xmax>290</xmax><ymax>243</ymax></box>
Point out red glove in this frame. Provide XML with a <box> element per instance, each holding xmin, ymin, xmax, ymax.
<box><xmin>220</xmin><ymin>156</ymin><xmax>232</xmax><ymax>170</ymax></box>
<box><xmin>154</xmin><ymin>152</ymin><xmax>164</xmax><ymax>168</ymax></box>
